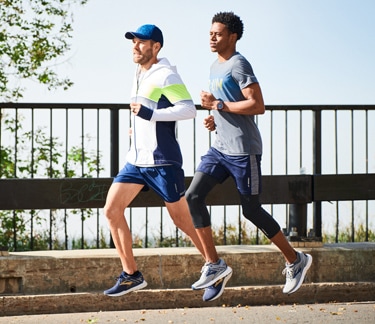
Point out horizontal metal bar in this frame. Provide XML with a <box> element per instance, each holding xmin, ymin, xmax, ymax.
<box><xmin>1</xmin><ymin>103</ymin><xmax>375</xmax><ymax>111</ymax></box>
<box><xmin>4</xmin><ymin>173</ymin><xmax>374</xmax><ymax>210</ymax></box>
<box><xmin>0</xmin><ymin>175</ymin><xmax>312</xmax><ymax>210</ymax></box>
<box><xmin>313</xmin><ymin>174</ymin><xmax>375</xmax><ymax>201</ymax></box>
<box><xmin>0</xmin><ymin>103</ymin><xmax>129</xmax><ymax>109</ymax></box>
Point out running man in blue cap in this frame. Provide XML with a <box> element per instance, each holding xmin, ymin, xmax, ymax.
<box><xmin>103</xmin><ymin>24</ymin><xmax>207</xmax><ymax>297</ymax></box>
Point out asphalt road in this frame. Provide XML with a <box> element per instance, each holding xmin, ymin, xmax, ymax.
<box><xmin>1</xmin><ymin>301</ymin><xmax>374</xmax><ymax>324</ymax></box>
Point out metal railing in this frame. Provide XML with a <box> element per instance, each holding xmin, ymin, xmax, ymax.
<box><xmin>0</xmin><ymin>103</ymin><xmax>374</xmax><ymax>250</ymax></box>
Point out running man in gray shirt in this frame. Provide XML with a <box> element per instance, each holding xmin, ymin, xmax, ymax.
<box><xmin>186</xmin><ymin>11</ymin><xmax>312</xmax><ymax>302</ymax></box>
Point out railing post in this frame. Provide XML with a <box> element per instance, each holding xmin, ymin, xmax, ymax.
<box><xmin>313</xmin><ymin>109</ymin><xmax>322</xmax><ymax>238</ymax></box>
<box><xmin>110</xmin><ymin>107</ymin><xmax>119</xmax><ymax>179</ymax></box>
<box><xmin>287</xmin><ymin>173</ymin><xmax>308</xmax><ymax>240</ymax></box>
<box><xmin>288</xmin><ymin>203</ymin><xmax>307</xmax><ymax>238</ymax></box>
<box><xmin>109</xmin><ymin>107</ymin><xmax>119</xmax><ymax>248</ymax></box>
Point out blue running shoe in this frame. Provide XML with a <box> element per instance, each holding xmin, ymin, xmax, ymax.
<box><xmin>282</xmin><ymin>251</ymin><xmax>312</xmax><ymax>294</ymax></box>
<box><xmin>104</xmin><ymin>271</ymin><xmax>147</xmax><ymax>297</ymax></box>
<box><xmin>202</xmin><ymin>269</ymin><xmax>232</xmax><ymax>302</ymax></box>
<box><xmin>192</xmin><ymin>258</ymin><xmax>232</xmax><ymax>290</ymax></box>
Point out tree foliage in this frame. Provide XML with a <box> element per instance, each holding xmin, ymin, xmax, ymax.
<box><xmin>0</xmin><ymin>0</ymin><xmax>88</xmax><ymax>101</ymax></box>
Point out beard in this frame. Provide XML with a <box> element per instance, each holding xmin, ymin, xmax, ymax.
<box><xmin>133</xmin><ymin>47</ymin><xmax>153</xmax><ymax>65</ymax></box>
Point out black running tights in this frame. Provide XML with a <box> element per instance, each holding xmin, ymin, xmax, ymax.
<box><xmin>186</xmin><ymin>171</ymin><xmax>280</xmax><ymax>239</ymax></box>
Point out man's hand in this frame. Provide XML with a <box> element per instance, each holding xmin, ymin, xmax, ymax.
<box><xmin>130</xmin><ymin>102</ymin><xmax>141</xmax><ymax>115</ymax></box>
<box><xmin>203</xmin><ymin>115</ymin><xmax>216</xmax><ymax>131</ymax></box>
<box><xmin>200</xmin><ymin>91</ymin><xmax>216</xmax><ymax>110</ymax></box>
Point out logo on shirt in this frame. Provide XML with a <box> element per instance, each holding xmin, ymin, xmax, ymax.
<box><xmin>209</xmin><ymin>78</ymin><xmax>223</xmax><ymax>92</ymax></box>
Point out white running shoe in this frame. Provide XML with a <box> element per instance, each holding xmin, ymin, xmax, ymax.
<box><xmin>192</xmin><ymin>258</ymin><xmax>232</xmax><ymax>290</ymax></box>
<box><xmin>282</xmin><ymin>251</ymin><xmax>312</xmax><ymax>294</ymax></box>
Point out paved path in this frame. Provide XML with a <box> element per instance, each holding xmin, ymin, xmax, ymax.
<box><xmin>1</xmin><ymin>301</ymin><xmax>374</xmax><ymax>324</ymax></box>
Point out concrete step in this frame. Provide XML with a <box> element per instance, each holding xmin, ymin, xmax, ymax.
<box><xmin>2</xmin><ymin>282</ymin><xmax>375</xmax><ymax>316</ymax></box>
<box><xmin>1</xmin><ymin>243</ymin><xmax>374</xmax><ymax>316</ymax></box>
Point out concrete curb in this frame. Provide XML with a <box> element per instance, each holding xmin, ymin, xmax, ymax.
<box><xmin>2</xmin><ymin>282</ymin><xmax>375</xmax><ymax>316</ymax></box>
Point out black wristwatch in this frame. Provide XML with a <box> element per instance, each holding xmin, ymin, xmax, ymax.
<box><xmin>216</xmin><ymin>99</ymin><xmax>224</xmax><ymax>110</ymax></box>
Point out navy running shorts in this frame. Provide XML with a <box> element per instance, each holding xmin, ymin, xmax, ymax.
<box><xmin>113</xmin><ymin>162</ymin><xmax>186</xmax><ymax>203</ymax></box>
<box><xmin>197</xmin><ymin>147</ymin><xmax>262</xmax><ymax>195</ymax></box>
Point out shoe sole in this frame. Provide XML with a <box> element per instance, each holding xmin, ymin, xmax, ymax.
<box><xmin>104</xmin><ymin>280</ymin><xmax>148</xmax><ymax>297</ymax></box>
<box><xmin>203</xmin><ymin>270</ymin><xmax>233</xmax><ymax>302</ymax></box>
<box><xmin>192</xmin><ymin>266</ymin><xmax>233</xmax><ymax>290</ymax></box>
<box><xmin>286</xmin><ymin>254</ymin><xmax>313</xmax><ymax>294</ymax></box>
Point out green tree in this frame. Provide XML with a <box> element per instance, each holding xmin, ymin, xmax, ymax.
<box><xmin>0</xmin><ymin>0</ymin><xmax>88</xmax><ymax>101</ymax></box>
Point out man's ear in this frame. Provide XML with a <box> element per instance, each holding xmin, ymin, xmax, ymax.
<box><xmin>153</xmin><ymin>42</ymin><xmax>161</xmax><ymax>53</ymax></box>
<box><xmin>230</xmin><ymin>32</ymin><xmax>238</xmax><ymax>43</ymax></box>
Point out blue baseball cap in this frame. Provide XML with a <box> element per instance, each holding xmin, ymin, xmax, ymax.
<box><xmin>125</xmin><ymin>24</ymin><xmax>164</xmax><ymax>47</ymax></box>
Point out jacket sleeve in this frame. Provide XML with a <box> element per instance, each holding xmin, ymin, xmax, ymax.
<box><xmin>150</xmin><ymin>100</ymin><xmax>196</xmax><ymax>121</ymax></box>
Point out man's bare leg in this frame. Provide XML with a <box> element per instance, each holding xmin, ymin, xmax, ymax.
<box><xmin>165</xmin><ymin>196</ymin><xmax>206</xmax><ymax>259</ymax></box>
<box><xmin>270</xmin><ymin>230</ymin><xmax>297</xmax><ymax>264</ymax></box>
<box><xmin>104</xmin><ymin>182</ymin><xmax>143</xmax><ymax>274</ymax></box>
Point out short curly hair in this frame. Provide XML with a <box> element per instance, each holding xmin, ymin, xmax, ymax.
<box><xmin>212</xmin><ymin>12</ymin><xmax>244</xmax><ymax>40</ymax></box>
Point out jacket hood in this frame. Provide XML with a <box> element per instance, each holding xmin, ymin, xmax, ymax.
<box><xmin>149</xmin><ymin>57</ymin><xmax>177</xmax><ymax>74</ymax></box>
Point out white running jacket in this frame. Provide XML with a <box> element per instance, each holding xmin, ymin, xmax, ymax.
<box><xmin>126</xmin><ymin>58</ymin><xmax>196</xmax><ymax>167</ymax></box>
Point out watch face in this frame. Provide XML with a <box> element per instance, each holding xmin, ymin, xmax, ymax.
<box><xmin>217</xmin><ymin>101</ymin><xmax>224</xmax><ymax>110</ymax></box>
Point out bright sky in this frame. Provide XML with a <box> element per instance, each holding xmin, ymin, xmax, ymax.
<box><xmin>14</xmin><ymin>0</ymin><xmax>375</xmax><ymax>241</ymax></box>
<box><xmin>20</xmin><ymin>0</ymin><xmax>375</xmax><ymax>105</ymax></box>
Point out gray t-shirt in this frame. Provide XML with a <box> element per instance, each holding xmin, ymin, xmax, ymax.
<box><xmin>208</xmin><ymin>52</ymin><xmax>263</xmax><ymax>155</ymax></box>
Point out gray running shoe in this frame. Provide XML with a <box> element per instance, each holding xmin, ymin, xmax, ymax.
<box><xmin>282</xmin><ymin>251</ymin><xmax>312</xmax><ymax>294</ymax></box>
<box><xmin>192</xmin><ymin>258</ymin><xmax>232</xmax><ymax>290</ymax></box>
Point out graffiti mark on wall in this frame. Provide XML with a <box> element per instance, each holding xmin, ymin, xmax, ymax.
<box><xmin>60</xmin><ymin>180</ymin><xmax>110</xmax><ymax>204</ymax></box>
